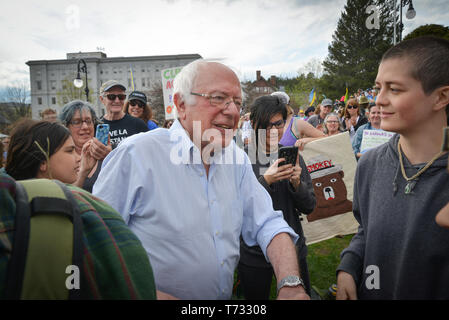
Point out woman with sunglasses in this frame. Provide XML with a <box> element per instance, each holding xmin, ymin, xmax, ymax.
<box><xmin>237</xmin><ymin>95</ymin><xmax>316</xmax><ymax>300</ymax></box>
<box><xmin>342</xmin><ymin>98</ymin><xmax>368</xmax><ymax>142</ymax></box>
<box><xmin>60</xmin><ymin>100</ymin><xmax>111</xmax><ymax>192</ymax></box>
<box><xmin>124</xmin><ymin>91</ymin><xmax>159</xmax><ymax>131</ymax></box>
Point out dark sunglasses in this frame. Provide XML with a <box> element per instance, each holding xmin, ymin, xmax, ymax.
<box><xmin>347</xmin><ymin>105</ymin><xmax>358</xmax><ymax>109</ymax></box>
<box><xmin>130</xmin><ymin>100</ymin><xmax>145</xmax><ymax>108</ymax></box>
<box><xmin>105</xmin><ymin>94</ymin><xmax>127</xmax><ymax>101</ymax></box>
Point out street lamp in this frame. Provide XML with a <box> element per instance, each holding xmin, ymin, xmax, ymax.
<box><xmin>393</xmin><ymin>0</ymin><xmax>416</xmax><ymax>44</ymax></box>
<box><xmin>73</xmin><ymin>59</ymin><xmax>89</xmax><ymax>101</ymax></box>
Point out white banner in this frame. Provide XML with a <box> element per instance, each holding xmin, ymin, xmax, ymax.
<box><xmin>161</xmin><ymin>67</ymin><xmax>182</xmax><ymax>120</ymax></box>
<box><xmin>360</xmin><ymin>129</ymin><xmax>394</xmax><ymax>153</ymax></box>
<box><xmin>300</xmin><ymin>131</ymin><xmax>359</xmax><ymax>244</ymax></box>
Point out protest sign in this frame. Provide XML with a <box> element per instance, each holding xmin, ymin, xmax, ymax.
<box><xmin>360</xmin><ymin>129</ymin><xmax>394</xmax><ymax>153</ymax></box>
<box><xmin>161</xmin><ymin>67</ymin><xmax>182</xmax><ymax>120</ymax></box>
<box><xmin>300</xmin><ymin>131</ymin><xmax>359</xmax><ymax>244</ymax></box>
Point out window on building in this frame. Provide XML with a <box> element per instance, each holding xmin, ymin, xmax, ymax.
<box><xmin>63</xmin><ymin>97</ymin><xmax>68</xmax><ymax>104</ymax></box>
<box><xmin>51</xmin><ymin>97</ymin><xmax>56</xmax><ymax>105</ymax></box>
<box><xmin>142</xmin><ymin>78</ymin><xmax>146</xmax><ymax>87</ymax></box>
<box><xmin>50</xmin><ymin>80</ymin><xmax>56</xmax><ymax>90</ymax></box>
<box><xmin>38</xmin><ymin>97</ymin><xmax>42</xmax><ymax>105</ymax></box>
<box><xmin>36</xmin><ymin>81</ymin><xmax>42</xmax><ymax>90</ymax></box>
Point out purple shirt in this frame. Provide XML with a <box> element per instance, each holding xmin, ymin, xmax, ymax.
<box><xmin>279</xmin><ymin>117</ymin><xmax>297</xmax><ymax>146</ymax></box>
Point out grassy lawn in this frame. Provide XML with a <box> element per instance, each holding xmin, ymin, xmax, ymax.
<box><xmin>307</xmin><ymin>234</ymin><xmax>354</xmax><ymax>299</ymax></box>
<box><xmin>233</xmin><ymin>234</ymin><xmax>354</xmax><ymax>300</ymax></box>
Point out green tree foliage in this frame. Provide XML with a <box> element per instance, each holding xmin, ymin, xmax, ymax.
<box><xmin>322</xmin><ymin>0</ymin><xmax>393</xmax><ymax>99</ymax></box>
<box><xmin>56</xmin><ymin>75</ymin><xmax>93</xmax><ymax>106</ymax></box>
<box><xmin>403</xmin><ymin>24</ymin><xmax>449</xmax><ymax>41</ymax></box>
<box><xmin>278</xmin><ymin>73</ymin><xmax>321</xmax><ymax>111</ymax></box>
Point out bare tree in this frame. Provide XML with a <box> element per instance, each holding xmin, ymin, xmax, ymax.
<box><xmin>145</xmin><ymin>81</ymin><xmax>165</xmax><ymax>125</ymax></box>
<box><xmin>0</xmin><ymin>81</ymin><xmax>31</xmax><ymax>125</ymax></box>
<box><xmin>297</xmin><ymin>58</ymin><xmax>324</xmax><ymax>78</ymax></box>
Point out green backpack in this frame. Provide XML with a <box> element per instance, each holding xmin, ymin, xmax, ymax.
<box><xmin>5</xmin><ymin>179</ymin><xmax>84</xmax><ymax>300</ymax></box>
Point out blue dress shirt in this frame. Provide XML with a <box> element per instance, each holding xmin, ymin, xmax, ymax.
<box><xmin>93</xmin><ymin>120</ymin><xmax>298</xmax><ymax>299</ymax></box>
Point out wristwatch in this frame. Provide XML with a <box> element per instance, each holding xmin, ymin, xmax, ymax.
<box><xmin>277</xmin><ymin>275</ymin><xmax>306</xmax><ymax>295</ymax></box>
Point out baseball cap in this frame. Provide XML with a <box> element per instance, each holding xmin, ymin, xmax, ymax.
<box><xmin>100</xmin><ymin>80</ymin><xmax>126</xmax><ymax>95</ymax></box>
<box><xmin>128</xmin><ymin>91</ymin><xmax>147</xmax><ymax>104</ymax></box>
<box><xmin>271</xmin><ymin>91</ymin><xmax>290</xmax><ymax>105</ymax></box>
<box><xmin>321</xmin><ymin>98</ymin><xmax>333</xmax><ymax>107</ymax></box>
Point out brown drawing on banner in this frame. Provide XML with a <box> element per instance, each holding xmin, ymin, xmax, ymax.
<box><xmin>306</xmin><ymin>155</ymin><xmax>353</xmax><ymax>222</ymax></box>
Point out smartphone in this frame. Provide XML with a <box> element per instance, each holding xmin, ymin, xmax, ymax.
<box><xmin>278</xmin><ymin>146</ymin><xmax>298</xmax><ymax>166</ymax></box>
<box><xmin>95</xmin><ymin>124</ymin><xmax>110</xmax><ymax>145</ymax></box>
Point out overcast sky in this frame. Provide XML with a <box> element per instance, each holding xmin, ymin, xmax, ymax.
<box><xmin>0</xmin><ymin>0</ymin><xmax>448</xmax><ymax>88</ymax></box>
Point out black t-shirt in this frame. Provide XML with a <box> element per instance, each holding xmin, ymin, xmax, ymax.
<box><xmin>101</xmin><ymin>114</ymin><xmax>149</xmax><ymax>149</ymax></box>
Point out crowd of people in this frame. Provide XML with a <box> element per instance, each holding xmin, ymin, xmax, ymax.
<box><xmin>1</xmin><ymin>36</ymin><xmax>449</xmax><ymax>300</ymax></box>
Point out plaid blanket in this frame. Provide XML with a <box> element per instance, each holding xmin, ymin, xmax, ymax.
<box><xmin>0</xmin><ymin>171</ymin><xmax>156</xmax><ymax>299</ymax></box>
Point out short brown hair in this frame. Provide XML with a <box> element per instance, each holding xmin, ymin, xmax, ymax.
<box><xmin>40</xmin><ymin>108</ymin><xmax>57</xmax><ymax>118</ymax></box>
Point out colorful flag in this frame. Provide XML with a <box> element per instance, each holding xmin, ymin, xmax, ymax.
<box><xmin>344</xmin><ymin>87</ymin><xmax>349</xmax><ymax>103</ymax></box>
<box><xmin>309</xmin><ymin>88</ymin><xmax>316</xmax><ymax>106</ymax></box>
<box><xmin>129</xmin><ymin>65</ymin><xmax>135</xmax><ymax>91</ymax></box>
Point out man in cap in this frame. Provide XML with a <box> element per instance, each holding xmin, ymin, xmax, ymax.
<box><xmin>307</xmin><ymin>98</ymin><xmax>333</xmax><ymax>130</ymax></box>
<box><xmin>99</xmin><ymin>80</ymin><xmax>148</xmax><ymax>148</ymax></box>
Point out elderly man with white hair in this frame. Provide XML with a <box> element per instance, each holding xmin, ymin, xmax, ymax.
<box><xmin>93</xmin><ymin>59</ymin><xmax>309</xmax><ymax>300</ymax></box>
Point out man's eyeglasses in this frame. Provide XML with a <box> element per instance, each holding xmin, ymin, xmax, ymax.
<box><xmin>190</xmin><ymin>92</ymin><xmax>242</xmax><ymax>111</ymax></box>
<box><xmin>130</xmin><ymin>100</ymin><xmax>145</xmax><ymax>108</ymax></box>
<box><xmin>105</xmin><ymin>94</ymin><xmax>126</xmax><ymax>101</ymax></box>
<box><xmin>326</xmin><ymin>120</ymin><xmax>339</xmax><ymax>124</ymax></box>
<box><xmin>267</xmin><ymin>119</ymin><xmax>286</xmax><ymax>129</ymax></box>
<box><xmin>69</xmin><ymin>119</ymin><xmax>93</xmax><ymax>128</ymax></box>
<box><xmin>347</xmin><ymin>105</ymin><xmax>358</xmax><ymax>109</ymax></box>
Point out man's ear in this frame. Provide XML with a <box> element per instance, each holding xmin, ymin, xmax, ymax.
<box><xmin>174</xmin><ymin>93</ymin><xmax>187</xmax><ymax>121</ymax></box>
<box><xmin>433</xmin><ymin>85</ymin><xmax>449</xmax><ymax>112</ymax></box>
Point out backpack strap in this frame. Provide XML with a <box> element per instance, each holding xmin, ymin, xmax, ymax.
<box><xmin>4</xmin><ymin>181</ymin><xmax>31</xmax><ymax>300</ymax></box>
<box><xmin>53</xmin><ymin>180</ymin><xmax>84</xmax><ymax>300</ymax></box>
